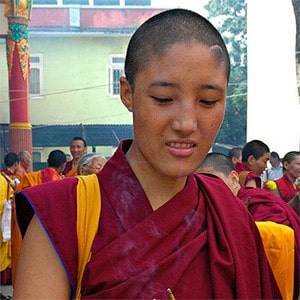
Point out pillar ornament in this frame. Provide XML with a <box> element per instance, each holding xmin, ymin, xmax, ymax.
<box><xmin>4</xmin><ymin>0</ymin><xmax>32</xmax><ymax>80</ymax></box>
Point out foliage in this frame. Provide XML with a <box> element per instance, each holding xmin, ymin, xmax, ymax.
<box><xmin>204</xmin><ymin>0</ymin><xmax>247</xmax><ymax>147</ymax></box>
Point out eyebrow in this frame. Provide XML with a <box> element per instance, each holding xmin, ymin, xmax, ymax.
<box><xmin>150</xmin><ymin>81</ymin><xmax>225</xmax><ymax>92</ymax></box>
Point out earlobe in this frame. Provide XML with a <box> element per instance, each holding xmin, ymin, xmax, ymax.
<box><xmin>120</xmin><ymin>77</ymin><xmax>133</xmax><ymax>112</ymax></box>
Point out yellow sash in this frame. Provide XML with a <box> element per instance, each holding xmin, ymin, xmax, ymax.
<box><xmin>256</xmin><ymin>221</ymin><xmax>294</xmax><ymax>300</ymax></box>
<box><xmin>75</xmin><ymin>174</ymin><xmax>101</xmax><ymax>299</ymax></box>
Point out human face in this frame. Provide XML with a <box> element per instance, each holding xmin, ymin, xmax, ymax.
<box><xmin>81</xmin><ymin>157</ymin><xmax>106</xmax><ymax>175</ymax></box>
<box><xmin>249</xmin><ymin>153</ymin><xmax>270</xmax><ymax>176</ymax></box>
<box><xmin>284</xmin><ymin>154</ymin><xmax>300</xmax><ymax>182</ymax></box>
<box><xmin>70</xmin><ymin>140</ymin><xmax>87</xmax><ymax>160</ymax></box>
<box><xmin>120</xmin><ymin>43</ymin><xmax>228</xmax><ymax>179</ymax></box>
<box><xmin>23</xmin><ymin>153</ymin><xmax>32</xmax><ymax>167</ymax></box>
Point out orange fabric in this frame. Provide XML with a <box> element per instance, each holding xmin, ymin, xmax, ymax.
<box><xmin>75</xmin><ymin>174</ymin><xmax>101</xmax><ymax>299</ymax></box>
<box><xmin>256</xmin><ymin>221</ymin><xmax>294</xmax><ymax>300</ymax></box>
<box><xmin>16</xmin><ymin>163</ymin><xmax>28</xmax><ymax>181</ymax></box>
<box><xmin>66</xmin><ymin>166</ymin><xmax>78</xmax><ymax>178</ymax></box>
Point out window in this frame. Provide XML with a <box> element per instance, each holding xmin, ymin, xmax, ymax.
<box><xmin>125</xmin><ymin>0</ymin><xmax>150</xmax><ymax>5</ymax></box>
<box><xmin>94</xmin><ymin>0</ymin><xmax>119</xmax><ymax>5</ymax></box>
<box><xmin>63</xmin><ymin>0</ymin><xmax>89</xmax><ymax>4</ymax></box>
<box><xmin>30</xmin><ymin>54</ymin><xmax>43</xmax><ymax>97</ymax></box>
<box><xmin>33</xmin><ymin>0</ymin><xmax>57</xmax><ymax>4</ymax></box>
<box><xmin>108</xmin><ymin>55</ymin><xmax>125</xmax><ymax>96</ymax></box>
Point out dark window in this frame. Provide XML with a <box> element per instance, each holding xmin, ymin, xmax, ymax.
<box><xmin>94</xmin><ymin>0</ymin><xmax>119</xmax><ymax>5</ymax></box>
<box><xmin>125</xmin><ymin>0</ymin><xmax>150</xmax><ymax>5</ymax></box>
<box><xmin>33</xmin><ymin>0</ymin><xmax>57</xmax><ymax>4</ymax></box>
<box><xmin>63</xmin><ymin>0</ymin><xmax>89</xmax><ymax>5</ymax></box>
<box><xmin>30</xmin><ymin>68</ymin><xmax>41</xmax><ymax>95</ymax></box>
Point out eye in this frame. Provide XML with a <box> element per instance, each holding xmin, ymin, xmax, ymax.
<box><xmin>199</xmin><ymin>99</ymin><xmax>218</xmax><ymax>106</ymax></box>
<box><xmin>151</xmin><ymin>97</ymin><xmax>173</xmax><ymax>103</ymax></box>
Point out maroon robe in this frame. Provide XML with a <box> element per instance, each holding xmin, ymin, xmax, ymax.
<box><xmin>238</xmin><ymin>186</ymin><xmax>300</xmax><ymax>299</ymax></box>
<box><xmin>235</xmin><ymin>162</ymin><xmax>262</xmax><ymax>187</ymax></box>
<box><xmin>16</xmin><ymin>140</ymin><xmax>280</xmax><ymax>299</ymax></box>
<box><xmin>275</xmin><ymin>173</ymin><xmax>300</xmax><ymax>202</ymax></box>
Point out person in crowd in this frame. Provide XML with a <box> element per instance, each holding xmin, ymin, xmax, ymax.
<box><xmin>197</xmin><ymin>152</ymin><xmax>300</xmax><ymax>299</ymax></box>
<box><xmin>1</xmin><ymin>152</ymin><xmax>20</xmax><ymax>190</ymax></box>
<box><xmin>11</xmin><ymin>150</ymin><xmax>66</xmax><ymax>285</ymax></box>
<box><xmin>62</xmin><ymin>137</ymin><xmax>87</xmax><ymax>177</ymax></box>
<box><xmin>16</xmin><ymin>151</ymin><xmax>32</xmax><ymax>181</ymax></box>
<box><xmin>77</xmin><ymin>153</ymin><xmax>107</xmax><ymax>175</ymax></box>
<box><xmin>263</xmin><ymin>151</ymin><xmax>283</xmax><ymax>181</ymax></box>
<box><xmin>16</xmin><ymin>150</ymin><xmax>67</xmax><ymax>191</ymax></box>
<box><xmin>235</xmin><ymin>139</ymin><xmax>270</xmax><ymax>188</ymax></box>
<box><xmin>228</xmin><ymin>147</ymin><xmax>242</xmax><ymax>166</ymax></box>
<box><xmin>0</xmin><ymin>169</ymin><xmax>14</xmax><ymax>286</ymax></box>
<box><xmin>13</xmin><ymin>9</ymin><xmax>280</xmax><ymax>299</ymax></box>
<box><xmin>266</xmin><ymin>151</ymin><xmax>300</xmax><ymax>203</ymax></box>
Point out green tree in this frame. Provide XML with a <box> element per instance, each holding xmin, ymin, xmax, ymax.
<box><xmin>204</xmin><ymin>0</ymin><xmax>247</xmax><ymax>147</ymax></box>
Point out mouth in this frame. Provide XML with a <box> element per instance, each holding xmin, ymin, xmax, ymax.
<box><xmin>166</xmin><ymin>142</ymin><xmax>196</xmax><ymax>157</ymax></box>
<box><xmin>167</xmin><ymin>142</ymin><xmax>195</xmax><ymax>149</ymax></box>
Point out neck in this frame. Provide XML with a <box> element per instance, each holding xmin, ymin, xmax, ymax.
<box><xmin>126</xmin><ymin>150</ymin><xmax>187</xmax><ymax>211</ymax></box>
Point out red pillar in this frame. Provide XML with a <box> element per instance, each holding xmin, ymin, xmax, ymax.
<box><xmin>5</xmin><ymin>1</ymin><xmax>32</xmax><ymax>168</ymax></box>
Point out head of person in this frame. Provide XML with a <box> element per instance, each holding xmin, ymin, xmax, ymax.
<box><xmin>4</xmin><ymin>152</ymin><xmax>20</xmax><ymax>174</ymax></box>
<box><xmin>77</xmin><ymin>153</ymin><xmax>107</xmax><ymax>175</ymax></box>
<box><xmin>120</xmin><ymin>8</ymin><xmax>230</xmax><ymax>178</ymax></box>
<box><xmin>197</xmin><ymin>152</ymin><xmax>241</xmax><ymax>196</ymax></box>
<box><xmin>269</xmin><ymin>151</ymin><xmax>281</xmax><ymax>168</ymax></box>
<box><xmin>228</xmin><ymin>147</ymin><xmax>243</xmax><ymax>165</ymax></box>
<box><xmin>241</xmin><ymin>140</ymin><xmax>270</xmax><ymax>176</ymax></box>
<box><xmin>47</xmin><ymin>150</ymin><xmax>67</xmax><ymax>173</ymax></box>
<box><xmin>69</xmin><ymin>137</ymin><xmax>87</xmax><ymax>161</ymax></box>
<box><xmin>282</xmin><ymin>151</ymin><xmax>300</xmax><ymax>182</ymax></box>
<box><xmin>18</xmin><ymin>150</ymin><xmax>32</xmax><ymax>168</ymax></box>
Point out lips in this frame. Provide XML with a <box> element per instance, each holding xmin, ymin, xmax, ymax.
<box><xmin>166</xmin><ymin>142</ymin><xmax>196</xmax><ymax>157</ymax></box>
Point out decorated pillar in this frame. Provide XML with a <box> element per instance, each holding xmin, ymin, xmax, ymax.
<box><xmin>4</xmin><ymin>0</ymin><xmax>32</xmax><ymax>166</ymax></box>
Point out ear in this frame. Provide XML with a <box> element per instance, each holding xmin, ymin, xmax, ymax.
<box><xmin>248</xmin><ymin>155</ymin><xmax>256</xmax><ymax>166</ymax></box>
<box><xmin>120</xmin><ymin>77</ymin><xmax>133</xmax><ymax>112</ymax></box>
<box><xmin>229</xmin><ymin>170</ymin><xmax>241</xmax><ymax>196</ymax></box>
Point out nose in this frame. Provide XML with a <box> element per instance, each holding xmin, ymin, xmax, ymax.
<box><xmin>171</xmin><ymin>102</ymin><xmax>197</xmax><ymax>135</ymax></box>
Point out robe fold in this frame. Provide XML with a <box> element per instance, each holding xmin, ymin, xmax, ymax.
<box><xmin>235</xmin><ymin>162</ymin><xmax>262</xmax><ymax>187</ymax></box>
<box><xmin>238</xmin><ymin>186</ymin><xmax>300</xmax><ymax>299</ymax></box>
<box><xmin>16</xmin><ymin>168</ymin><xmax>62</xmax><ymax>192</ymax></box>
<box><xmin>15</xmin><ymin>139</ymin><xmax>280</xmax><ymax>299</ymax></box>
<box><xmin>63</xmin><ymin>160</ymin><xmax>78</xmax><ymax>177</ymax></box>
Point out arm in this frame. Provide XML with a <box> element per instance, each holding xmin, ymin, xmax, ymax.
<box><xmin>13</xmin><ymin>215</ymin><xmax>71</xmax><ymax>299</ymax></box>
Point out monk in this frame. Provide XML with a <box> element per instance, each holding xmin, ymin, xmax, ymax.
<box><xmin>269</xmin><ymin>151</ymin><xmax>300</xmax><ymax>202</ymax></box>
<box><xmin>235</xmin><ymin>139</ymin><xmax>270</xmax><ymax>188</ymax></box>
<box><xmin>198</xmin><ymin>152</ymin><xmax>300</xmax><ymax>299</ymax></box>
<box><xmin>16</xmin><ymin>150</ymin><xmax>67</xmax><ymax>191</ymax></box>
<box><xmin>13</xmin><ymin>9</ymin><xmax>280</xmax><ymax>299</ymax></box>
<box><xmin>16</xmin><ymin>150</ymin><xmax>32</xmax><ymax>181</ymax></box>
<box><xmin>62</xmin><ymin>137</ymin><xmax>87</xmax><ymax>177</ymax></box>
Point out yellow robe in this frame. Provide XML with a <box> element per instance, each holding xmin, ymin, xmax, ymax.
<box><xmin>0</xmin><ymin>174</ymin><xmax>12</xmax><ymax>272</ymax></box>
<box><xmin>256</xmin><ymin>221</ymin><xmax>294</xmax><ymax>300</ymax></box>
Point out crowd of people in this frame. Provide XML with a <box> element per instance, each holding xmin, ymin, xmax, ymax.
<box><xmin>0</xmin><ymin>137</ymin><xmax>106</xmax><ymax>296</ymax></box>
<box><xmin>0</xmin><ymin>8</ymin><xmax>299</xmax><ymax>299</ymax></box>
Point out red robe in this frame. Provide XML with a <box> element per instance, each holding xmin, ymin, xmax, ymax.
<box><xmin>16</xmin><ymin>140</ymin><xmax>280</xmax><ymax>299</ymax></box>
<box><xmin>275</xmin><ymin>173</ymin><xmax>300</xmax><ymax>203</ymax></box>
<box><xmin>12</xmin><ymin>167</ymin><xmax>63</xmax><ymax>285</ymax></box>
<box><xmin>238</xmin><ymin>186</ymin><xmax>300</xmax><ymax>298</ymax></box>
<box><xmin>235</xmin><ymin>162</ymin><xmax>262</xmax><ymax>188</ymax></box>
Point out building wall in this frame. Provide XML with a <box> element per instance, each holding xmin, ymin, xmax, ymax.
<box><xmin>28</xmin><ymin>35</ymin><xmax>132</xmax><ymax>125</ymax></box>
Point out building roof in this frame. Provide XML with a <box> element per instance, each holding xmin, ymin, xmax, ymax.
<box><xmin>1</xmin><ymin>124</ymin><xmax>133</xmax><ymax>147</ymax></box>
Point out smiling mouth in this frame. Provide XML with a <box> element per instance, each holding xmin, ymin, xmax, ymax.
<box><xmin>167</xmin><ymin>142</ymin><xmax>195</xmax><ymax>148</ymax></box>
